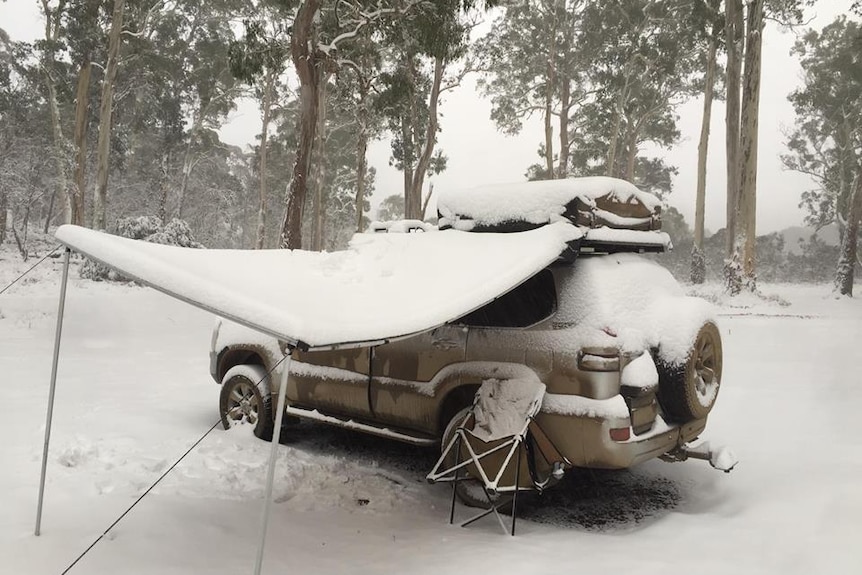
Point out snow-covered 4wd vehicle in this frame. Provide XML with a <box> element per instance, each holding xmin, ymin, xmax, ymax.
<box><xmin>210</xmin><ymin>177</ymin><xmax>733</xmax><ymax>497</ymax></box>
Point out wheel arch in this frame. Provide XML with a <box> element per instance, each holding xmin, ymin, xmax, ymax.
<box><xmin>435</xmin><ymin>383</ymin><xmax>480</xmax><ymax>440</ymax></box>
<box><xmin>216</xmin><ymin>346</ymin><xmax>269</xmax><ymax>383</ymax></box>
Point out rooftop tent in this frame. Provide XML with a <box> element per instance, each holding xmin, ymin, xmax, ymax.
<box><xmin>436</xmin><ymin>177</ymin><xmax>671</xmax><ymax>253</ymax></box>
<box><xmin>54</xmin><ymin>222</ymin><xmax>582</xmax><ymax>350</ymax></box>
<box><xmin>437</xmin><ymin>176</ymin><xmax>663</xmax><ymax>232</ymax></box>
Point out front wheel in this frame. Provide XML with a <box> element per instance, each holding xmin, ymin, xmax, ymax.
<box><xmin>219</xmin><ymin>364</ymin><xmax>274</xmax><ymax>440</ymax></box>
<box><xmin>657</xmin><ymin>321</ymin><xmax>723</xmax><ymax>423</ymax></box>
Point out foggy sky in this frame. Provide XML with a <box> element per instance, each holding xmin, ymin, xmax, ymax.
<box><xmin>0</xmin><ymin>0</ymin><xmax>853</xmax><ymax>234</ymax></box>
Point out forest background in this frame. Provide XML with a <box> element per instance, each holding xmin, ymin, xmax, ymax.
<box><xmin>0</xmin><ymin>0</ymin><xmax>859</xmax><ymax>290</ymax></box>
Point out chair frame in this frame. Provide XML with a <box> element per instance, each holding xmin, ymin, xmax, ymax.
<box><xmin>427</xmin><ymin>389</ymin><xmax>569</xmax><ymax>536</ymax></box>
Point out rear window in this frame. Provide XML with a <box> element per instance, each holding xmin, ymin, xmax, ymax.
<box><xmin>456</xmin><ymin>270</ymin><xmax>557</xmax><ymax>328</ymax></box>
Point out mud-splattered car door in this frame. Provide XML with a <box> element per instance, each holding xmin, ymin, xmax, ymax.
<box><xmin>368</xmin><ymin>326</ymin><xmax>468</xmax><ymax>434</ymax></box>
<box><xmin>288</xmin><ymin>348</ymin><xmax>373</xmax><ymax>418</ymax></box>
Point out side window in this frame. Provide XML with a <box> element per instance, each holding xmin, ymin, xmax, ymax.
<box><xmin>456</xmin><ymin>270</ymin><xmax>557</xmax><ymax>328</ymax></box>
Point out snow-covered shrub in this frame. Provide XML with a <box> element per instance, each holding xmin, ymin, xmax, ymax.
<box><xmin>115</xmin><ymin>216</ymin><xmax>162</xmax><ymax>241</ymax></box>
<box><xmin>80</xmin><ymin>217</ymin><xmax>204</xmax><ymax>281</ymax></box>
<box><xmin>146</xmin><ymin>219</ymin><xmax>204</xmax><ymax>249</ymax></box>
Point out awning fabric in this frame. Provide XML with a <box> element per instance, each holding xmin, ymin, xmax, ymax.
<box><xmin>55</xmin><ymin>223</ymin><xmax>581</xmax><ymax>350</ymax></box>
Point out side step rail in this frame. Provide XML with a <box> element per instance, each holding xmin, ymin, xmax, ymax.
<box><xmin>283</xmin><ymin>405</ymin><xmax>437</xmax><ymax>447</ymax></box>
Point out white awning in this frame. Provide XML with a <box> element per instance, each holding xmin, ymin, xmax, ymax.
<box><xmin>55</xmin><ymin>223</ymin><xmax>581</xmax><ymax>350</ymax></box>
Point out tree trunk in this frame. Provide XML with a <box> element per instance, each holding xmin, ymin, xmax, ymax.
<box><xmin>0</xmin><ymin>186</ymin><xmax>7</xmax><ymax>243</ymax></box>
<box><xmin>43</xmin><ymin>186</ymin><xmax>56</xmax><ymax>234</ymax></box>
<box><xmin>723</xmin><ymin>0</ymin><xmax>743</xmax><ymax>258</ymax></box>
<box><xmin>543</xmin><ymin>59</ymin><xmax>555</xmax><ymax>179</ymax></box>
<box><xmin>606</xmin><ymin>79</ymin><xmax>629</xmax><ymax>178</ymax></box>
<box><xmin>835</xmin><ymin>173</ymin><xmax>861</xmax><ymax>296</ymax></box>
<box><xmin>92</xmin><ymin>0</ymin><xmax>126</xmax><ymax>230</ymax></box>
<box><xmin>691</xmin><ymin>35</ymin><xmax>717</xmax><ymax>284</ymax></box>
<box><xmin>43</xmin><ymin>71</ymin><xmax>72</xmax><ymax>229</ymax></box>
<box><xmin>39</xmin><ymin>0</ymin><xmax>72</xmax><ymax>229</ymax></box>
<box><xmin>625</xmin><ymin>131</ymin><xmax>638</xmax><ymax>181</ymax></box>
<box><xmin>158</xmin><ymin>149</ymin><xmax>171</xmax><ymax>223</ymax></box>
<box><xmin>354</xmin><ymin>77</ymin><xmax>370</xmax><ymax>232</ymax></box>
<box><xmin>311</xmin><ymin>73</ymin><xmax>329</xmax><ymax>251</ymax></box>
<box><xmin>72</xmin><ymin>60</ymin><xmax>91</xmax><ymax>226</ymax></box>
<box><xmin>14</xmin><ymin>204</ymin><xmax>30</xmax><ymax>260</ymax></box>
<box><xmin>400</xmin><ymin>113</ymin><xmax>413</xmax><ymax>218</ymax></box>
<box><xmin>409</xmin><ymin>56</ymin><xmax>444</xmax><ymax>221</ymax></box>
<box><xmin>543</xmin><ymin>4</ymin><xmax>558</xmax><ymax>180</ymax></box>
<box><xmin>736</xmin><ymin>0</ymin><xmax>763</xmax><ymax>289</ymax></box>
<box><xmin>175</xmin><ymin>116</ymin><xmax>199</xmax><ymax>221</ymax></box>
<box><xmin>401</xmin><ymin>52</ymin><xmax>418</xmax><ymax>218</ymax></box>
<box><xmin>256</xmin><ymin>68</ymin><xmax>275</xmax><ymax>249</ymax></box>
<box><xmin>557</xmin><ymin>79</ymin><xmax>570</xmax><ymax>179</ymax></box>
<box><xmin>279</xmin><ymin>0</ymin><xmax>321</xmax><ymax>250</ymax></box>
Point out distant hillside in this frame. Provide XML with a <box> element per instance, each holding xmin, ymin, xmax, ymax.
<box><xmin>779</xmin><ymin>224</ymin><xmax>839</xmax><ymax>254</ymax></box>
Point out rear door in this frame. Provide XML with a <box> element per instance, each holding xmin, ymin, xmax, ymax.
<box><xmin>369</xmin><ymin>326</ymin><xmax>467</xmax><ymax>430</ymax></box>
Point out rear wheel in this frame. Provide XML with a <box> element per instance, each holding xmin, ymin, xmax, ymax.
<box><xmin>657</xmin><ymin>322</ymin><xmax>723</xmax><ymax>423</ymax></box>
<box><xmin>441</xmin><ymin>407</ymin><xmax>491</xmax><ymax>509</ymax></box>
<box><xmin>219</xmin><ymin>364</ymin><xmax>274</xmax><ymax>440</ymax></box>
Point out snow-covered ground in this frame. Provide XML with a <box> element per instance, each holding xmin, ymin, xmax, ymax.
<box><xmin>1</xmin><ymin>248</ymin><xmax>861</xmax><ymax>574</ymax></box>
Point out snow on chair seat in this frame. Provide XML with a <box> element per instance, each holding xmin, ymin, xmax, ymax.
<box><xmin>426</xmin><ymin>376</ymin><xmax>570</xmax><ymax>535</ymax></box>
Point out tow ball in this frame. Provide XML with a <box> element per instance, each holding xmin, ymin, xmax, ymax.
<box><xmin>661</xmin><ymin>442</ymin><xmax>739</xmax><ymax>473</ymax></box>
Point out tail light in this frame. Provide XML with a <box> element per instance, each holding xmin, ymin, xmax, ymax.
<box><xmin>609</xmin><ymin>427</ymin><xmax>631</xmax><ymax>442</ymax></box>
<box><xmin>577</xmin><ymin>346</ymin><xmax>620</xmax><ymax>372</ymax></box>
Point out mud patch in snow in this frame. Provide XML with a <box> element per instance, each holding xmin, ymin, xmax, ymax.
<box><xmin>517</xmin><ymin>467</ymin><xmax>682</xmax><ymax>529</ymax></box>
<box><xmin>155</xmin><ymin>425</ymin><xmax>423</xmax><ymax>513</ymax></box>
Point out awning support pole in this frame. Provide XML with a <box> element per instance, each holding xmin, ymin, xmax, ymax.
<box><xmin>35</xmin><ymin>247</ymin><xmax>71</xmax><ymax>536</ymax></box>
<box><xmin>253</xmin><ymin>349</ymin><xmax>293</xmax><ymax>575</ymax></box>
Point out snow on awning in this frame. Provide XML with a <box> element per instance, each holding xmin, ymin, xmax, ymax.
<box><xmin>55</xmin><ymin>223</ymin><xmax>581</xmax><ymax>350</ymax></box>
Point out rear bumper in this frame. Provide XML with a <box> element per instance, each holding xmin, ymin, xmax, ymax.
<box><xmin>536</xmin><ymin>409</ymin><xmax>707</xmax><ymax>469</ymax></box>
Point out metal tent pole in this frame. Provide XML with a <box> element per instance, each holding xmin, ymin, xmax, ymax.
<box><xmin>253</xmin><ymin>350</ymin><xmax>293</xmax><ymax>575</ymax></box>
<box><xmin>35</xmin><ymin>247</ymin><xmax>71</xmax><ymax>536</ymax></box>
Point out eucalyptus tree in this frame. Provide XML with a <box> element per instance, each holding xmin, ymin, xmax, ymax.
<box><xmin>0</xmin><ymin>34</ymin><xmax>49</xmax><ymax>246</ymax></box>
<box><xmin>376</xmin><ymin>193</ymin><xmax>403</xmax><ymax>222</ymax></box>
<box><xmin>91</xmin><ymin>0</ymin><xmax>126</xmax><ymax>230</ymax></box>
<box><xmin>376</xmin><ymin>0</ymin><xmax>483</xmax><ymax>220</ymax></box>
<box><xmin>476</xmin><ymin>0</ymin><xmax>587</xmax><ymax>181</ymax></box>
<box><xmin>228</xmin><ymin>0</ymin><xmax>495</xmax><ymax>247</ymax></box>
<box><xmin>65</xmin><ymin>0</ymin><xmax>102</xmax><ymax>226</ymax></box>
<box><xmin>230</xmin><ymin>1</ymin><xmax>291</xmax><ymax>248</ymax></box>
<box><xmin>483</xmin><ymin>1</ymin><xmax>699</xmax><ymax>192</ymax></box>
<box><xmin>690</xmin><ymin>0</ymin><xmax>724</xmax><ymax>284</ymax></box>
<box><xmin>579</xmin><ymin>0</ymin><xmax>699</xmax><ymax>188</ymax></box>
<box><xmin>329</xmin><ymin>23</ymin><xmax>384</xmax><ymax>232</ymax></box>
<box><xmin>723</xmin><ymin>0</ymin><xmax>807</xmax><ymax>294</ymax></box>
<box><xmin>165</xmin><ymin>0</ymin><xmax>244</xmax><ymax>221</ymax></box>
<box><xmin>309</xmin><ymin>78</ymin><xmax>376</xmax><ymax>249</ymax></box>
<box><xmin>275</xmin><ymin>0</ymin><xmax>442</xmax><ymax>248</ymax></box>
<box><xmin>85</xmin><ymin>0</ymin><xmax>246</xmax><ymax>232</ymax></box>
<box><xmin>784</xmin><ymin>16</ymin><xmax>862</xmax><ymax>295</ymax></box>
<box><xmin>36</xmin><ymin>0</ymin><xmax>74</xmax><ymax>227</ymax></box>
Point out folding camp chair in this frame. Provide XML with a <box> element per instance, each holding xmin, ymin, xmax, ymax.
<box><xmin>426</xmin><ymin>378</ymin><xmax>570</xmax><ymax>535</ymax></box>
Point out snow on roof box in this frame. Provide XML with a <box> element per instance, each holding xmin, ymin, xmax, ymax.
<box><xmin>437</xmin><ymin>177</ymin><xmax>662</xmax><ymax>234</ymax></box>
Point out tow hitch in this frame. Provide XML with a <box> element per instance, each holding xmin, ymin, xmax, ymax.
<box><xmin>661</xmin><ymin>442</ymin><xmax>738</xmax><ymax>473</ymax></box>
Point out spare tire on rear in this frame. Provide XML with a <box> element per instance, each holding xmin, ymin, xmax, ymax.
<box><xmin>656</xmin><ymin>321</ymin><xmax>723</xmax><ymax>423</ymax></box>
